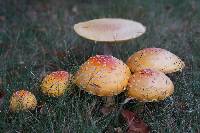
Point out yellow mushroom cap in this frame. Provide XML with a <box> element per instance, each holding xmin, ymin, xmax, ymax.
<box><xmin>74</xmin><ymin>18</ymin><xmax>146</xmax><ymax>42</ymax></box>
<box><xmin>127</xmin><ymin>69</ymin><xmax>174</xmax><ymax>102</ymax></box>
<box><xmin>74</xmin><ymin>55</ymin><xmax>131</xmax><ymax>96</ymax></box>
<box><xmin>41</xmin><ymin>71</ymin><xmax>70</xmax><ymax>97</ymax></box>
<box><xmin>9</xmin><ymin>90</ymin><xmax>37</xmax><ymax>112</ymax></box>
<box><xmin>127</xmin><ymin>48</ymin><xmax>185</xmax><ymax>74</ymax></box>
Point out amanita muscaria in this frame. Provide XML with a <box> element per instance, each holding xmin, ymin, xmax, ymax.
<box><xmin>41</xmin><ymin>71</ymin><xmax>70</xmax><ymax>97</ymax></box>
<box><xmin>74</xmin><ymin>18</ymin><xmax>146</xmax><ymax>55</ymax></box>
<box><xmin>127</xmin><ymin>69</ymin><xmax>174</xmax><ymax>102</ymax></box>
<box><xmin>9</xmin><ymin>90</ymin><xmax>37</xmax><ymax>112</ymax></box>
<box><xmin>127</xmin><ymin>48</ymin><xmax>185</xmax><ymax>73</ymax></box>
<box><xmin>74</xmin><ymin>55</ymin><xmax>131</xmax><ymax>106</ymax></box>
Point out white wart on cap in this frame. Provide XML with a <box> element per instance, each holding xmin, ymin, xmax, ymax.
<box><xmin>74</xmin><ymin>55</ymin><xmax>131</xmax><ymax>96</ymax></box>
<box><xmin>127</xmin><ymin>69</ymin><xmax>174</xmax><ymax>102</ymax></box>
<box><xmin>127</xmin><ymin>48</ymin><xmax>185</xmax><ymax>73</ymax></box>
<box><xmin>74</xmin><ymin>18</ymin><xmax>146</xmax><ymax>42</ymax></box>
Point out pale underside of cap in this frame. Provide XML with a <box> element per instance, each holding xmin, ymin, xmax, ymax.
<box><xmin>74</xmin><ymin>18</ymin><xmax>146</xmax><ymax>42</ymax></box>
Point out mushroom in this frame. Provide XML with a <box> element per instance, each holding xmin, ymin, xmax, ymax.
<box><xmin>41</xmin><ymin>71</ymin><xmax>70</xmax><ymax>97</ymax></box>
<box><xmin>9</xmin><ymin>90</ymin><xmax>37</xmax><ymax>112</ymax></box>
<box><xmin>74</xmin><ymin>18</ymin><xmax>146</xmax><ymax>55</ymax></box>
<box><xmin>127</xmin><ymin>69</ymin><xmax>174</xmax><ymax>102</ymax></box>
<box><xmin>127</xmin><ymin>48</ymin><xmax>185</xmax><ymax>73</ymax></box>
<box><xmin>74</xmin><ymin>55</ymin><xmax>131</xmax><ymax>106</ymax></box>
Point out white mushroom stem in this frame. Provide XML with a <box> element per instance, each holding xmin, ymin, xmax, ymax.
<box><xmin>104</xmin><ymin>96</ymin><xmax>115</xmax><ymax>107</ymax></box>
<box><xmin>103</xmin><ymin>45</ymin><xmax>115</xmax><ymax>107</ymax></box>
<box><xmin>103</xmin><ymin>45</ymin><xmax>113</xmax><ymax>55</ymax></box>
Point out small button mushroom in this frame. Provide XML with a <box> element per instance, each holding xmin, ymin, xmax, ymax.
<box><xmin>74</xmin><ymin>55</ymin><xmax>131</xmax><ymax>106</ymax></box>
<box><xmin>41</xmin><ymin>71</ymin><xmax>70</xmax><ymax>97</ymax></box>
<box><xmin>9</xmin><ymin>90</ymin><xmax>37</xmax><ymax>112</ymax></box>
<box><xmin>127</xmin><ymin>48</ymin><xmax>185</xmax><ymax>73</ymax></box>
<box><xmin>74</xmin><ymin>18</ymin><xmax>146</xmax><ymax>55</ymax></box>
<box><xmin>127</xmin><ymin>69</ymin><xmax>174</xmax><ymax>102</ymax></box>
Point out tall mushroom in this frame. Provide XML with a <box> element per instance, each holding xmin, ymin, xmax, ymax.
<box><xmin>74</xmin><ymin>18</ymin><xmax>146</xmax><ymax>55</ymax></box>
<box><xmin>74</xmin><ymin>55</ymin><xmax>131</xmax><ymax>106</ymax></box>
<box><xmin>127</xmin><ymin>48</ymin><xmax>185</xmax><ymax>73</ymax></box>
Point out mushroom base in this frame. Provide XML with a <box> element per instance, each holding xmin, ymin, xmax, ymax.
<box><xmin>103</xmin><ymin>96</ymin><xmax>115</xmax><ymax>107</ymax></box>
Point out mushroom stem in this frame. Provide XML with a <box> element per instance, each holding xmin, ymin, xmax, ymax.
<box><xmin>104</xmin><ymin>96</ymin><xmax>115</xmax><ymax>107</ymax></box>
<box><xmin>103</xmin><ymin>44</ymin><xmax>113</xmax><ymax>55</ymax></box>
<box><xmin>103</xmin><ymin>45</ymin><xmax>115</xmax><ymax>106</ymax></box>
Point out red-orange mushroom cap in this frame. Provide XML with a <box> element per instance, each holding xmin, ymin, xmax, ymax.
<box><xmin>74</xmin><ymin>18</ymin><xmax>146</xmax><ymax>42</ymax></box>
<box><xmin>41</xmin><ymin>71</ymin><xmax>70</xmax><ymax>97</ymax></box>
<box><xmin>127</xmin><ymin>48</ymin><xmax>185</xmax><ymax>73</ymax></box>
<box><xmin>127</xmin><ymin>69</ymin><xmax>174</xmax><ymax>102</ymax></box>
<box><xmin>74</xmin><ymin>55</ymin><xmax>131</xmax><ymax>96</ymax></box>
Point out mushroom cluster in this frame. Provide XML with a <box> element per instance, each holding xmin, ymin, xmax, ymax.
<box><xmin>74</xmin><ymin>18</ymin><xmax>185</xmax><ymax>103</ymax></box>
<box><xmin>126</xmin><ymin>48</ymin><xmax>185</xmax><ymax>102</ymax></box>
<box><xmin>7</xmin><ymin>18</ymin><xmax>185</xmax><ymax>113</ymax></box>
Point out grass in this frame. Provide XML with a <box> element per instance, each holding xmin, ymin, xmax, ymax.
<box><xmin>0</xmin><ymin>0</ymin><xmax>200</xmax><ymax>132</ymax></box>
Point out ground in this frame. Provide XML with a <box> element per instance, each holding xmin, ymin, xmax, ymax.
<box><xmin>0</xmin><ymin>0</ymin><xmax>200</xmax><ymax>132</ymax></box>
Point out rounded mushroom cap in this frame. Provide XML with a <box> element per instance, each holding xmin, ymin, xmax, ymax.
<box><xmin>127</xmin><ymin>69</ymin><xmax>174</xmax><ymax>102</ymax></box>
<box><xmin>41</xmin><ymin>71</ymin><xmax>70</xmax><ymax>97</ymax></box>
<box><xmin>127</xmin><ymin>48</ymin><xmax>185</xmax><ymax>74</ymax></box>
<box><xmin>9</xmin><ymin>90</ymin><xmax>37</xmax><ymax>112</ymax></box>
<box><xmin>74</xmin><ymin>18</ymin><xmax>146</xmax><ymax>42</ymax></box>
<box><xmin>74</xmin><ymin>55</ymin><xmax>131</xmax><ymax>96</ymax></box>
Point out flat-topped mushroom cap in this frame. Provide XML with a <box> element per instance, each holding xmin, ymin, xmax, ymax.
<box><xmin>127</xmin><ymin>69</ymin><xmax>174</xmax><ymax>102</ymax></box>
<box><xmin>41</xmin><ymin>71</ymin><xmax>70</xmax><ymax>97</ymax></box>
<box><xmin>74</xmin><ymin>55</ymin><xmax>131</xmax><ymax>96</ymax></box>
<box><xmin>127</xmin><ymin>48</ymin><xmax>185</xmax><ymax>73</ymax></box>
<box><xmin>10</xmin><ymin>90</ymin><xmax>37</xmax><ymax>112</ymax></box>
<box><xmin>74</xmin><ymin>18</ymin><xmax>146</xmax><ymax>42</ymax></box>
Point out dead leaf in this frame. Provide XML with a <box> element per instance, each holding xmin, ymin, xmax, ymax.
<box><xmin>121</xmin><ymin>109</ymin><xmax>150</xmax><ymax>133</ymax></box>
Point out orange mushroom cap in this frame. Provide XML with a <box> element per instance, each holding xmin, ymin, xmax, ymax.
<box><xmin>127</xmin><ymin>48</ymin><xmax>185</xmax><ymax>73</ymax></box>
<box><xmin>74</xmin><ymin>55</ymin><xmax>131</xmax><ymax>96</ymax></box>
<box><xmin>9</xmin><ymin>90</ymin><xmax>37</xmax><ymax>112</ymax></box>
<box><xmin>41</xmin><ymin>71</ymin><xmax>70</xmax><ymax>97</ymax></box>
<box><xmin>127</xmin><ymin>69</ymin><xmax>174</xmax><ymax>102</ymax></box>
<box><xmin>74</xmin><ymin>18</ymin><xmax>146</xmax><ymax>42</ymax></box>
